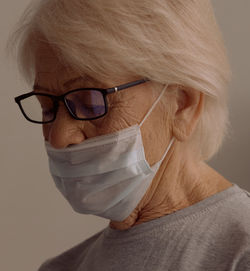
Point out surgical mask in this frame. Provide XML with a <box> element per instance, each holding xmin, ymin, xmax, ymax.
<box><xmin>45</xmin><ymin>85</ymin><xmax>175</xmax><ymax>221</ymax></box>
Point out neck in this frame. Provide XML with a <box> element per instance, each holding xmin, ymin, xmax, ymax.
<box><xmin>109</xmin><ymin>142</ymin><xmax>232</xmax><ymax>230</ymax></box>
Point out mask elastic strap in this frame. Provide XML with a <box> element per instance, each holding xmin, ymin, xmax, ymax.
<box><xmin>159</xmin><ymin>137</ymin><xmax>175</xmax><ymax>164</ymax></box>
<box><xmin>139</xmin><ymin>84</ymin><xmax>168</xmax><ymax>127</ymax></box>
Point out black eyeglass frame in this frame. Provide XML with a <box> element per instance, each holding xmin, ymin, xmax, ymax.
<box><xmin>14</xmin><ymin>78</ymin><xmax>149</xmax><ymax>124</ymax></box>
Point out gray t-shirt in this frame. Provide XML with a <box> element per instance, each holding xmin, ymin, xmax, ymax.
<box><xmin>39</xmin><ymin>183</ymin><xmax>250</xmax><ymax>271</ymax></box>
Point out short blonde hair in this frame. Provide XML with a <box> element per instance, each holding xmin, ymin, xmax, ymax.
<box><xmin>8</xmin><ymin>0</ymin><xmax>231</xmax><ymax>160</ymax></box>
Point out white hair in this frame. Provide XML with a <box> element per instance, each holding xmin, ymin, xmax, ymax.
<box><xmin>8</xmin><ymin>0</ymin><xmax>232</xmax><ymax>160</ymax></box>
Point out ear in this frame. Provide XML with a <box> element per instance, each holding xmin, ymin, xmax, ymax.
<box><xmin>171</xmin><ymin>86</ymin><xmax>204</xmax><ymax>142</ymax></box>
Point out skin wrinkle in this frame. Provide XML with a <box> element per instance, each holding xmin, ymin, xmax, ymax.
<box><xmin>36</xmin><ymin>44</ymin><xmax>233</xmax><ymax>231</ymax></box>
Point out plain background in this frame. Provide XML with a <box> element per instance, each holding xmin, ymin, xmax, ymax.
<box><xmin>1</xmin><ymin>1</ymin><xmax>249</xmax><ymax>270</ymax></box>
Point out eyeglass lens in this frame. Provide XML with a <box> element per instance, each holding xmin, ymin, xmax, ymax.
<box><xmin>20</xmin><ymin>94</ymin><xmax>55</xmax><ymax>123</ymax></box>
<box><xmin>65</xmin><ymin>90</ymin><xmax>106</xmax><ymax>119</ymax></box>
<box><xmin>20</xmin><ymin>90</ymin><xmax>106</xmax><ymax>123</ymax></box>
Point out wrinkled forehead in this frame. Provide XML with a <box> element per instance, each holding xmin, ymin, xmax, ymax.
<box><xmin>33</xmin><ymin>41</ymin><xmax>112</xmax><ymax>88</ymax></box>
<box><xmin>34</xmin><ymin>43</ymin><xmax>83</xmax><ymax>92</ymax></box>
<box><xmin>33</xmin><ymin>41</ymin><xmax>133</xmax><ymax>91</ymax></box>
<box><xmin>33</xmin><ymin>42</ymin><xmax>117</xmax><ymax>90</ymax></box>
<box><xmin>35</xmin><ymin>42</ymin><xmax>66</xmax><ymax>73</ymax></box>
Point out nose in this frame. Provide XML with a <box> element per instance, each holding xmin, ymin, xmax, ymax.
<box><xmin>43</xmin><ymin>106</ymin><xmax>86</xmax><ymax>149</ymax></box>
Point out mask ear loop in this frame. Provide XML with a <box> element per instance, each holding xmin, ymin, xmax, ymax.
<box><xmin>159</xmin><ymin>137</ymin><xmax>175</xmax><ymax>164</ymax></box>
<box><xmin>139</xmin><ymin>84</ymin><xmax>175</xmax><ymax>164</ymax></box>
<box><xmin>139</xmin><ymin>84</ymin><xmax>169</xmax><ymax>127</ymax></box>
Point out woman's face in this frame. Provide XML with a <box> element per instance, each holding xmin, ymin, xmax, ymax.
<box><xmin>35</xmin><ymin>44</ymin><xmax>171</xmax><ymax>166</ymax></box>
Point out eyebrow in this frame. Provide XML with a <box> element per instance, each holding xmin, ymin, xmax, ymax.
<box><xmin>33</xmin><ymin>76</ymin><xmax>85</xmax><ymax>92</ymax></box>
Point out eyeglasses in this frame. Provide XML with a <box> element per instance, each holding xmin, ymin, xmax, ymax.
<box><xmin>14</xmin><ymin>78</ymin><xmax>149</xmax><ymax>124</ymax></box>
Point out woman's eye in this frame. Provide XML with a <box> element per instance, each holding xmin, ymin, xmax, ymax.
<box><xmin>42</xmin><ymin>108</ymin><xmax>53</xmax><ymax>116</ymax></box>
<box><xmin>42</xmin><ymin>108</ymin><xmax>55</xmax><ymax>122</ymax></box>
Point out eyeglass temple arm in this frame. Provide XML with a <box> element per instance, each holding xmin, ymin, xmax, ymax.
<box><xmin>106</xmin><ymin>78</ymin><xmax>149</xmax><ymax>94</ymax></box>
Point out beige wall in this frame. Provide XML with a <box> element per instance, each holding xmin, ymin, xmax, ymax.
<box><xmin>1</xmin><ymin>1</ymin><xmax>249</xmax><ymax>270</ymax></box>
<box><xmin>208</xmin><ymin>0</ymin><xmax>250</xmax><ymax>190</ymax></box>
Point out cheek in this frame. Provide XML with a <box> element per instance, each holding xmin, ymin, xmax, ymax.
<box><xmin>91</xmin><ymin>104</ymin><xmax>138</xmax><ymax>136</ymax></box>
<box><xmin>111</xmin><ymin>94</ymin><xmax>147</xmax><ymax>123</ymax></box>
<box><xmin>109</xmin><ymin>102</ymin><xmax>140</xmax><ymax>128</ymax></box>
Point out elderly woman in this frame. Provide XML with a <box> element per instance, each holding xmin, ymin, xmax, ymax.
<box><xmin>10</xmin><ymin>0</ymin><xmax>250</xmax><ymax>270</ymax></box>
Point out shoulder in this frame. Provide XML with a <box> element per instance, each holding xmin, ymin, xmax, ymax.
<box><xmin>38</xmin><ymin>229</ymin><xmax>105</xmax><ymax>271</ymax></box>
<box><xmin>209</xmin><ymin>185</ymin><xmax>250</xmax><ymax>239</ymax></box>
<box><xmin>171</xmin><ymin>184</ymin><xmax>250</xmax><ymax>255</ymax></box>
<box><xmin>203</xmin><ymin>185</ymin><xmax>250</xmax><ymax>264</ymax></box>
<box><xmin>225</xmin><ymin>185</ymin><xmax>250</xmax><ymax>232</ymax></box>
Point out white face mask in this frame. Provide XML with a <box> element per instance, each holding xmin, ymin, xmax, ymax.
<box><xmin>45</xmin><ymin>85</ymin><xmax>175</xmax><ymax>221</ymax></box>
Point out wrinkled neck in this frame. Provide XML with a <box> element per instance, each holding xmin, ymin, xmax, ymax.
<box><xmin>109</xmin><ymin>142</ymin><xmax>232</xmax><ymax>230</ymax></box>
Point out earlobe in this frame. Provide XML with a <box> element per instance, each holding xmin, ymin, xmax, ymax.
<box><xmin>172</xmin><ymin>87</ymin><xmax>204</xmax><ymax>142</ymax></box>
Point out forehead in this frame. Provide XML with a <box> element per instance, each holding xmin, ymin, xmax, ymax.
<box><xmin>34</xmin><ymin>42</ymin><xmax>135</xmax><ymax>91</ymax></box>
<box><xmin>35</xmin><ymin>42</ymin><xmax>68</xmax><ymax>73</ymax></box>
<box><xmin>34</xmin><ymin>42</ymin><xmax>88</xmax><ymax>91</ymax></box>
<box><xmin>34</xmin><ymin>42</ymin><xmax>110</xmax><ymax>88</ymax></box>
